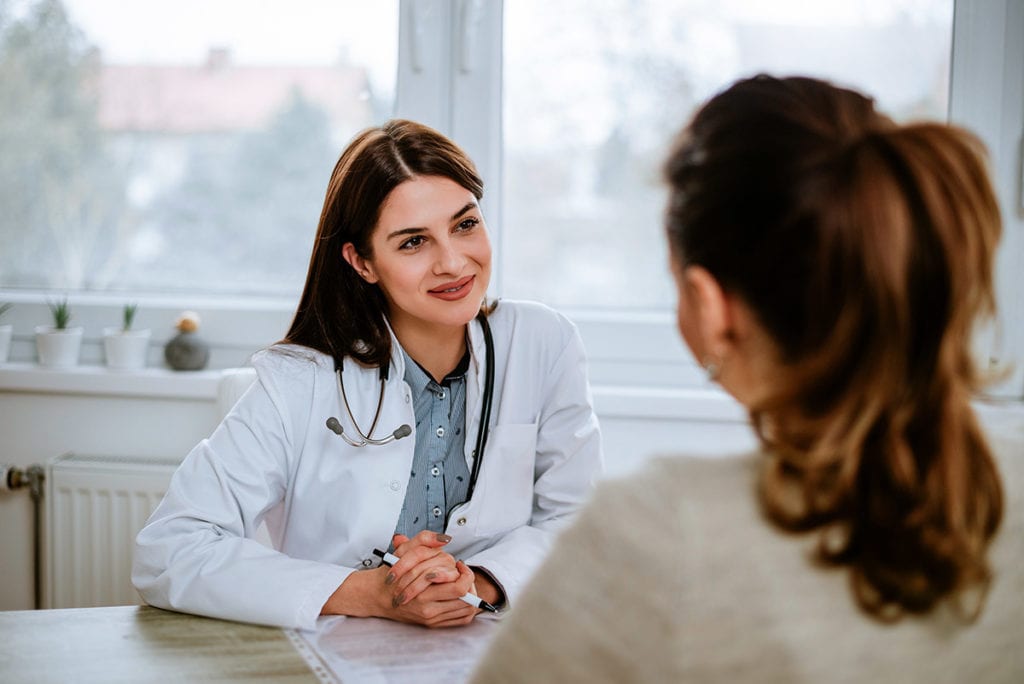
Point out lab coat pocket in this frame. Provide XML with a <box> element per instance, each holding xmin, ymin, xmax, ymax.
<box><xmin>475</xmin><ymin>422</ymin><xmax>538</xmax><ymax>536</ymax></box>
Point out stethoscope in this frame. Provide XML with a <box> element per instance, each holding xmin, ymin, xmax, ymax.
<box><xmin>326</xmin><ymin>311</ymin><xmax>495</xmax><ymax>500</ymax></box>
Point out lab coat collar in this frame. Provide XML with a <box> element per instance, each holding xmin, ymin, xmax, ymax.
<box><xmin>381</xmin><ymin>310</ymin><xmax>490</xmax><ymax>398</ymax></box>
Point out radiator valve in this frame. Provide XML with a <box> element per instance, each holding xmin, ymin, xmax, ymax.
<box><xmin>1</xmin><ymin>464</ymin><xmax>44</xmax><ymax>497</ymax></box>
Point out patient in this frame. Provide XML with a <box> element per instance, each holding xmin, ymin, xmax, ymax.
<box><xmin>471</xmin><ymin>75</ymin><xmax>1022</xmax><ymax>682</ymax></box>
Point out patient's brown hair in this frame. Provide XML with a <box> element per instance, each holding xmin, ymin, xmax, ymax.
<box><xmin>664</xmin><ymin>75</ymin><xmax>1004</xmax><ymax>621</ymax></box>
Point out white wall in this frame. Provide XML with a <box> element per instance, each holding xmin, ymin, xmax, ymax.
<box><xmin>0</xmin><ymin>368</ymin><xmax>220</xmax><ymax>611</ymax></box>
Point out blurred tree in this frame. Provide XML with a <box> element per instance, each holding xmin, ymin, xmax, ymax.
<box><xmin>0</xmin><ymin>0</ymin><xmax>130</xmax><ymax>289</ymax></box>
<box><xmin>147</xmin><ymin>90</ymin><xmax>335</xmax><ymax>295</ymax></box>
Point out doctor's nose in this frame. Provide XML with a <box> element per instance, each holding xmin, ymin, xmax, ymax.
<box><xmin>433</xmin><ymin>239</ymin><xmax>467</xmax><ymax>275</ymax></box>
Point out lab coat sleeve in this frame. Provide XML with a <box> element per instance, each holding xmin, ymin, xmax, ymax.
<box><xmin>132</xmin><ymin>358</ymin><xmax>351</xmax><ymax>630</ymax></box>
<box><xmin>462</xmin><ymin>321</ymin><xmax>603</xmax><ymax>607</ymax></box>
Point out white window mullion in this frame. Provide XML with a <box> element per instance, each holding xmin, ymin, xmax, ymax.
<box><xmin>395</xmin><ymin>0</ymin><xmax>455</xmax><ymax>132</ymax></box>
<box><xmin>448</xmin><ymin>0</ymin><xmax>505</xmax><ymax>297</ymax></box>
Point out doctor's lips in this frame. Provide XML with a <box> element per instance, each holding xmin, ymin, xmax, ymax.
<box><xmin>428</xmin><ymin>275</ymin><xmax>475</xmax><ymax>301</ymax></box>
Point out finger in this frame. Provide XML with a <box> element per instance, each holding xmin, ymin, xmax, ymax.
<box><xmin>453</xmin><ymin>560</ymin><xmax>477</xmax><ymax>594</ymax></box>
<box><xmin>424</xmin><ymin>602</ymin><xmax>479</xmax><ymax>628</ymax></box>
<box><xmin>429</xmin><ymin>613</ymin><xmax>478</xmax><ymax>628</ymax></box>
<box><xmin>400</xmin><ymin>568</ymin><xmax>477</xmax><ymax>607</ymax></box>
<box><xmin>384</xmin><ymin>545</ymin><xmax>450</xmax><ymax>585</ymax></box>
<box><xmin>393</xmin><ymin>531</ymin><xmax>452</xmax><ymax>557</ymax></box>
<box><xmin>394</xmin><ymin>563</ymin><xmax>461</xmax><ymax>606</ymax></box>
<box><xmin>393</xmin><ymin>551</ymin><xmax>457</xmax><ymax>591</ymax></box>
<box><xmin>389</xmin><ymin>593</ymin><xmax>475</xmax><ymax>627</ymax></box>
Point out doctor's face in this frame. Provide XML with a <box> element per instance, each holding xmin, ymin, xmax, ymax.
<box><xmin>345</xmin><ymin>175</ymin><xmax>492</xmax><ymax>337</ymax></box>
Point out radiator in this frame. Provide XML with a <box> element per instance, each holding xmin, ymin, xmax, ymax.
<box><xmin>45</xmin><ymin>453</ymin><xmax>178</xmax><ymax>609</ymax></box>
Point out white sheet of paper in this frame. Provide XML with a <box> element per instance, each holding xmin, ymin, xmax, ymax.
<box><xmin>288</xmin><ymin>615</ymin><xmax>500</xmax><ymax>684</ymax></box>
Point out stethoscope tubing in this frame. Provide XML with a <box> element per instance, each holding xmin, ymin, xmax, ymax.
<box><xmin>464</xmin><ymin>310</ymin><xmax>494</xmax><ymax>502</ymax></box>
<box><xmin>327</xmin><ymin>312</ymin><xmax>495</xmax><ymax>496</ymax></box>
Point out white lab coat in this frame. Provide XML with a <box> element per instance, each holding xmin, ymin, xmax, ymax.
<box><xmin>132</xmin><ymin>300</ymin><xmax>603</xmax><ymax>630</ymax></box>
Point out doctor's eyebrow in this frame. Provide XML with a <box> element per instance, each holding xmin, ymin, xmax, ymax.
<box><xmin>384</xmin><ymin>202</ymin><xmax>480</xmax><ymax>241</ymax></box>
<box><xmin>449</xmin><ymin>202</ymin><xmax>477</xmax><ymax>221</ymax></box>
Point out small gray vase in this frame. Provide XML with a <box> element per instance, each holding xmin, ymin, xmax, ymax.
<box><xmin>165</xmin><ymin>331</ymin><xmax>210</xmax><ymax>371</ymax></box>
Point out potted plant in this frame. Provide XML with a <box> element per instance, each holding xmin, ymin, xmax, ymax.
<box><xmin>0</xmin><ymin>302</ymin><xmax>12</xmax><ymax>363</ymax></box>
<box><xmin>103</xmin><ymin>302</ymin><xmax>151</xmax><ymax>370</ymax></box>
<box><xmin>35</xmin><ymin>297</ymin><xmax>84</xmax><ymax>368</ymax></box>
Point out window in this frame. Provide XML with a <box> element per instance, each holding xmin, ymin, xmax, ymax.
<box><xmin>2</xmin><ymin>0</ymin><xmax>1021</xmax><ymax>400</ymax></box>
<box><xmin>501</xmin><ymin>0</ymin><xmax>953</xmax><ymax>312</ymax></box>
<box><xmin>0</xmin><ymin>0</ymin><xmax>397</xmax><ymax>296</ymax></box>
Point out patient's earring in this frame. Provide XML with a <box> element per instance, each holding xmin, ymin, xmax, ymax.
<box><xmin>702</xmin><ymin>355</ymin><xmax>722</xmax><ymax>382</ymax></box>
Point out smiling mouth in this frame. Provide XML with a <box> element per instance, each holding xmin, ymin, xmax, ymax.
<box><xmin>429</xmin><ymin>275</ymin><xmax>474</xmax><ymax>294</ymax></box>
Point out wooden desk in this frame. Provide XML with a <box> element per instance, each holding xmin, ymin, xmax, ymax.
<box><xmin>0</xmin><ymin>605</ymin><xmax>316</xmax><ymax>683</ymax></box>
<box><xmin>0</xmin><ymin>604</ymin><xmax>501</xmax><ymax>683</ymax></box>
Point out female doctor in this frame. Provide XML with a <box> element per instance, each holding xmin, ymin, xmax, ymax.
<box><xmin>132</xmin><ymin>120</ymin><xmax>603</xmax><ymax>631</ymax></box>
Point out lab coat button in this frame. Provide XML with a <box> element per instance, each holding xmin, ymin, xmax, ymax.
<box><xmin>457</xmin><ymin>517</ymin><xmax>467</xmax><ymax>526</ymax></box>
<box><xmin>389</xmin><ymin>480</ymin><xmax>400</xmax><ymax>491</ymax></box>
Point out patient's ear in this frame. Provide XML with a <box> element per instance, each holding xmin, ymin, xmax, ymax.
<box><xmin>342</xmin><ymin>243</ymin><xmax>379</xmax><ymax>284</ymax></box>
<box><xmin>679</xmin><ymin>265</ymin><xmax>733</xmax><ymax>363</ymax></box>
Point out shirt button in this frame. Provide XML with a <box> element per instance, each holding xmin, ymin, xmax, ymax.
<box><xmin>362</xmin><ymin>558</ymin><xmax>373</xmax><ymax>568</ymax></box>
<box><xmin>431</xmin><ymin>466</ymin><xmax>440</xmax><ymax>476</ymax></box>
<box><xmin>389</xmin><ymin>480</ymin><xmax>400</xmax><ymax>491</ymax></box>
<box><xmin>457</xmin><ymin>517</ymin><xmax>467</xmax><ymax>526</ymax></box>
<box><xmin>439</xmin><ymin>391</ymin><xmax>446</xmax><ymax>399</ymax></box>
<box><xmin>432</xmin><ymin>506</ymin><xmax>442</xmax><ymax>517</ymax></box>
<box><xmin>436</xmin><ymin>427</ymin><xmax>445</xmax><ymax>438</ymax></box>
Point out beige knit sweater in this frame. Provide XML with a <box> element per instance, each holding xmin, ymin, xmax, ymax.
<box><xmin>471</xmin><ymin>410</ymin><xmax>1024</xmax><ymax>683</ymax></box>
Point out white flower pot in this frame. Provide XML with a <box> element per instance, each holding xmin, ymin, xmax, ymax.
<box><xmin>103</xmin><ymin>327</ymin><xmax>152</xmax><ymax>370</ymax></box>
<box><xmin>0</xmin><ymin>324</ymin><xmax>12</xmax><ymax>363</ymax></box>
<box><xmin>35</xmin><ymin>326</ymin><xmax>84</xmax><ymax>368</ymax></box>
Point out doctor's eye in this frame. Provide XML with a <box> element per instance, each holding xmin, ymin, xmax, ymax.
<box><xmin>454</xmin><ymin>217</ymin><xmax>480</xmax><ymax>233</ymax></box>
<box><xmin>399</xmin><ymin>235</ymin><xmax>426</xmax><ymax>250</ymax></box>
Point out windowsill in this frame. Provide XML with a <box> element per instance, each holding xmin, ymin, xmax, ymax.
<box><xmin>0</xmin><ymin>360</ymin><xmax>743</xmax><ymax>419</ymax></box>
<box><xmin>1</xmin><ymin>362</ymin><xmax>1020</xmax><ymax>428</ymax></box>
<box><xmin>0</xmin><ymin>362</ymin><xmax>221</xmax><ymax>400</ymax></box>
<box><xmin>591</xmin><ymin>385</ymin><xmax>748</xmax><ymax>422</ymax></box>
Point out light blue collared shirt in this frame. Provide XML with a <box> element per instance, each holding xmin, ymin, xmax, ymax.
<box><xmin>393</xmin><ymin>349</ymin><xmax>471</xmax><ymax>538</ymax></box>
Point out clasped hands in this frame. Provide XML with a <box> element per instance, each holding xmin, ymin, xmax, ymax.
<box><xmin>378</xmin><ymin>531</ymin><xmax>481</xmax><ymax>627</ymax></box>
<box><xmin>323</xmin><ymin>530</ymin><xmax>497</xmax><ymax>628</ymax></box>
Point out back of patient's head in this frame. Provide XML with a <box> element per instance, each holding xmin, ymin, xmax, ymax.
<box><xmin>664</xmin><ymin>75</ymin><xmax>1004</xmax><ymax>622</ymax></box>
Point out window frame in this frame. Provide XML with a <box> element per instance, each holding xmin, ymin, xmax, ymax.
<box><xmin>2</xmin><ymin>0</ymin><xmax>1020</xmax><ymax>404</ymax></box>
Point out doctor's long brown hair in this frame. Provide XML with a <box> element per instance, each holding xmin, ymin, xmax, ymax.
<box><xmin>664</xmin><ymin>75</ymin><xmax>1004</xmax><ymax>621</ymax></box>
<box><xmin>284</xmin><ymin>120</ymin><xmax>483</xmax><ymax>369</ymax></box>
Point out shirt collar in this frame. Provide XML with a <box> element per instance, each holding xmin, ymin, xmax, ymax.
<box><xmin>401</xmin><ymin>347</ymin><xmax>470</xmax><ymax>396</ymax></box>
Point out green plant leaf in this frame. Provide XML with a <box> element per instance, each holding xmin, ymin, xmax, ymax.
<box><xmin>48</xmin><ymin>297</ymin><xmax>71</xmax><ymax>330</ymax></box>
<box><xmin>123</xmin><ymin>302</ymin><xmax>138</xmax><ymax>331</ymax></box>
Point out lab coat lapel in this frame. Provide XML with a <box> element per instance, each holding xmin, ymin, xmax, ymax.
<box><xmin>464</xmin><ymin>315</ymin><xmax>487</xmax><ymax>474</ymax></box>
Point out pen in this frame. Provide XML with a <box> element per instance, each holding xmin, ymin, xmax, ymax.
<box><xmin>372</xmin><ymin>548</ymin><xmax>498</xmax><ymax>613</ymax></box>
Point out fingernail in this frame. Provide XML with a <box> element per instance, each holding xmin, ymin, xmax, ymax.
<box><xmin>397</xmin><ymin>593</ymin><xmax>406</xmax><ymax>605</ymax></box>
<box><xmin>385</xmin><ymin>573</ymin><xmax>395</xmax><ymax>585</ymax></box>
<box><xmin>436</xmin><ymin>533</ymin><xmax>452</xmax><ymax>543</ymax></box>
<box><xmin>425</xmin><ymin>572</ymin><xmax>437</xmax><ymax>580</ymax></box>
<box><xmin>391</xmin><ymin>596</ymin><xmax>400</xmax><ymax>609</ymax></box>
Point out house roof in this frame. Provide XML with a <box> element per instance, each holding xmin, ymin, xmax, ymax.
<box><xmin>96</xmin><ymin>51</ymin><xmax>373</xmax><ymax>133</ymax></box>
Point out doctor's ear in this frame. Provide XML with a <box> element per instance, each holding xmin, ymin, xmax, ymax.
<box><xmin>342</xmin><ymin>243</ymin><xmax>379</xmax><ymax>284</ymax></box>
